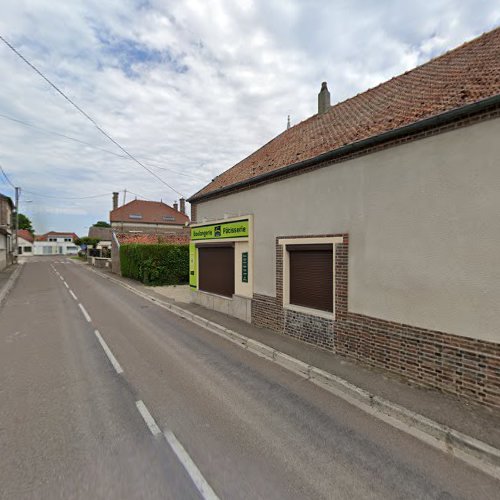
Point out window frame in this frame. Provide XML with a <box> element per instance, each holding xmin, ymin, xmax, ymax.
<box><xmin>279</xmin><ymin>236</ymin><xmax>343</xmax><ymax>320</ymax></box>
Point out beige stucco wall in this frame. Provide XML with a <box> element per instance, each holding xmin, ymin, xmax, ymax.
<box><xmin>195</xmin><ymin>117</ymin><xmax>500</xmax><ymax>344</ymax></box>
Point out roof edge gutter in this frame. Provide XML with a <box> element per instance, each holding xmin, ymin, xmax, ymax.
<box><xmin>189</xmin><ymin>94</ymin><xmax>500</xmax><ymax>203</ymax></box>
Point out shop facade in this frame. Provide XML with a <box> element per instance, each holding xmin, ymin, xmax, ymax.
<box><xmin>188</xmin><ymin>28</ymin><xmax>500</xmax><ymax>409</ymax></box>
<box><xmin>190</xmin><ymin>216</ymin><xmax>253</xmax><ymax>322</ymax></box>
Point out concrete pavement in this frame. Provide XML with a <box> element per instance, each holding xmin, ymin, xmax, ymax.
<box><xmin>1</xmin><ymin>257</ymin><xmax>500</xmax><ymax>499</ymax></box>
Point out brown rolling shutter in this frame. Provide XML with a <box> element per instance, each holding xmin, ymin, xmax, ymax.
<box><xmin>288</xmin><ymin>246</ymin><xmax>333</xmax><ymax>312</ymax></box>
<box><xmin>198</xmin><ymin>246</ymin><xmax>235</xmax><ymax>298</ymax></box>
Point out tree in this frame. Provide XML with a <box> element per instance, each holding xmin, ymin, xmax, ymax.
<box><xmin>18</xmin><ymin>213</ymin><xmax>34</xmax><ymax>234</ymax></box>
<box><xmin>93</xmin><ymin>221</ymin><xmax>111</xmax><ymax>227</ymax></box>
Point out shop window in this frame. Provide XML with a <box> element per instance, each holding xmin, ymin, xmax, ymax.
<box><xmin>287</xmin><ymin>244</ymin><xmax>333</xmax><ymax>312</ymax></box>
<box><xmin>198</xmin><ymin>245</ymin><xmax>234</xmax><ymax>297</ymax></box>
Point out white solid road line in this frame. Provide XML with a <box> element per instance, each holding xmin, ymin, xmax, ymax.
<box><xmin>94</xmin><ymin>329</ymin><xmax>123</xmax><ymax>374</ymax></box>
<box><xmin>78</xmin><ymin>303</ymin><xmax>92</xmax><ymax>323</ymax></box>
<box><xmin>69</xmin><ymin>290</ymin><xmax>78</xmax><ymax>301</ymax></box>
<box><xmin>163</xmin><ymin>430</ymin><xmax>220</xmax><ymax>500</ymax></box>
<box><xmin>135</xmin><ymin>400</ymin><xmax>162</xmax><ymax>437</ymax></box>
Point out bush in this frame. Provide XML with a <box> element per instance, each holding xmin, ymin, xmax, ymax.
<box><xmin>120</xmin><ymin>243</ymin><xmax>189</xmax><ymax>286</ymax></box>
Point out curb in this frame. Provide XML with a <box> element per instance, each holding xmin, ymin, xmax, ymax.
<box><xmin>0</xmin><ymin>263</ymin><xmax>23</xmax><ymax>308</ymax></box>
<box><xmin>85</xmin><ymin>265</ymin><xmax>500</xmax><ymax>480</ymax></box>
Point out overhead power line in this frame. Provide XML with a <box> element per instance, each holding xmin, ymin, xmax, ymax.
<box><xmin>0</xmin><ymin>163</ymin><xmax>16</xmax><ymax>189</ymax></box>
<box><xmin>22</xmin><ymin>189</ymin><xmax>113</xmax><ymax>200</ymax></box>
<box><xmin>0</xmin><ymin>34</ymin><xmax>185</xmax><ymax>198</ymax></box>
<box><xmin>0</xmin><ymin>112</ymin><xmax>206</xmax><ymax>181</ymax></box>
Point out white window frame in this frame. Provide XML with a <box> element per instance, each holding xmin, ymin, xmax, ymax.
<box><xmin>278</xmin><ymin>236</ymin><xmax>343</xmax><ymax>320</ymax></box>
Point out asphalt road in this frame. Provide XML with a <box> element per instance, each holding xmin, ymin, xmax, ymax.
<box><xmin>1</xmin><ymin>257</ymin><xmax>499</xmax><ymax>499</ymax></box>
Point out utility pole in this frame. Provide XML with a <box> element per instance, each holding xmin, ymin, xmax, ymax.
<box><xmin>14</xmin><ymin>186</ymin><xmax>19</xmax><ymax>264</ymax></box>
<box><xmin>123</xmin><ymin>189</ymin><xmax>127</xmax><ymax>206</ymax></box>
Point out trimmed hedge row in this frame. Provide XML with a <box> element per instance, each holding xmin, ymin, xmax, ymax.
<box><xmin>120</xmin><ymin>243</ymin><xmax>189</xmax><ymax>286</ymax></box>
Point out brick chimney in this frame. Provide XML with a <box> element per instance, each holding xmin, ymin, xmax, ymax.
<box><xmin>179</xmin><ymin>197</ymin><xmax>186</xmax><ymax>214</ymax></box>
<box><xmin>112</xmin><ymin>192</ymin><xmax>119</xmax><ymax>210</ymax></box>
<box><xmin>318</xmin><ymin>81</ymin><xmax>330</xmax><ymax>114</ymax></box>
<box><xmin>173</xmin><ymin>200</ymin><xmax>178</xmax><ymax>211</ymax></box>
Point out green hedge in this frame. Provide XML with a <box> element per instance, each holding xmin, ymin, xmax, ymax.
<box><xmin>120</xmin><ymin>244</ymin><xmax>189</xmax><ymax>286</ymax></box>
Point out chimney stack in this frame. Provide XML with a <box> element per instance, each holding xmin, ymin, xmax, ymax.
<box><xmin>318</xmin><ymin>81</ymin><xmax>330</xmax><ymax>114</ymax></box>
<box><xmin>112</xmin><ymin>192</ymin><xmax>119</xmax><ymax>210</ymax></box>
<box><xmin>173</xmin><ymin>200</ymin><xmax>178</xmax><ymax>211</ymax></box>
<box><xmin>179</xmin><ymin>197</ymin><xmax>186</xmax><ymax>214</ymax></box>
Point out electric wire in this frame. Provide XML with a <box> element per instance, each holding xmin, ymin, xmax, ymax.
<box><xmin>0</xmin><ymin>163</ymin><xmax>16</xmax><ymax>189</ymax></box>
<box><xmin>0</xmin><ymin>112</ymin><xmax>204</xmax><ymax>181</ymax></box>
<box><xmin>0</xmin><ymin>34</ymin><xmax>185</xmax><ymax>198</ymax></box>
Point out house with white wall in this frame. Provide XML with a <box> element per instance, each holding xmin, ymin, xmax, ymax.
<box><xmin>34</xmin><ymin>231</ymin><xmax>79</xmax><ymax>256</ymax></box>
<box><xmin>17</xmin><ymin>229</ymin><xmax>34</xmax><ymax>256</ymax></box>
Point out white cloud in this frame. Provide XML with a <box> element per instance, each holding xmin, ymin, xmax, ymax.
<box><xmin>0</xmin><ymin>0</ymin><xmax>498</xmax><ymax>235</ymax></box>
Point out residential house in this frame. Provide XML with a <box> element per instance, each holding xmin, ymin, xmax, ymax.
<box><xmin>17</xmin><ymin>229</ymin><xmax>34</xmax><ymax>256</ymax></box>
<box><xmin>187</xmin><ymin>28</ymin><xmax>500</xmax><ymax>409</ymax></box>
<box><xmin>34</xmin><ymin>231</ymin><xmax>79</xmax><ymax>256</ymax></box>
<box><xmin>0</xmin><ymin>193</ymin><xmax>14</xmax><ymax>270</ymax></box>
<box><xmin>110</xmin><ymin>193</ymin><xmax>189</xmax><ymax>234</ymax></box>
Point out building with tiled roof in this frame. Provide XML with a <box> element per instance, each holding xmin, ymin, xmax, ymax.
<box><xmin>187</xmin><ymin>27</ymin><xmax>500</xmax><ymax>410</ymax></box>
<box><xmin>110</xmin><ymin>194</ymin><xmax>189</xmax><ymax>235</ymax></box>
<box><xmin>33</xmin><ymin>231</ymin><xmax>80</xmax><ymax>256</ymax></box>
<box><xmin>17</xmin><ymin>229</ymin><xmax>35</xmax><ymax>257</ymax></box>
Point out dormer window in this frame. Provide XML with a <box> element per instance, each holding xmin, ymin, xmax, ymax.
<box><xmin>129</xmin><ymin>214</ymin><xmax>143</xmax><ymax>220</ymax></box>
<box><xmin>163</xmin><ymin>216</ymin><xmax>175</xmax><ymax>221</ymax></box>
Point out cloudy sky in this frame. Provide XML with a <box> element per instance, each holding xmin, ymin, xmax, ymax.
<box><xmin>0</xmin><ymin>0</ymin><xmax>498</xmax><ymax>236</ymax></box>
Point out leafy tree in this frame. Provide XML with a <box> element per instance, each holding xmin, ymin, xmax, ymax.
<box><xmin>74</xmin><ymin>237</ymin><xmax>100</xmax><ymax>249</ymax></box>
<box><xmin>93</xmin><ymin>221</ymin><xmax>111</xmax><ymax>228</ymax></box>
<box><xmin>18</xmin><ymin>213</ymin><xmax>34</xmax><ymax>234</ymax></box>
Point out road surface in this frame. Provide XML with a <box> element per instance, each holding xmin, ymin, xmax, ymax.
<box><xmin>1</xmin><ymin>257</ymin><xmax>498</xmax><ymax>499</ymax></box>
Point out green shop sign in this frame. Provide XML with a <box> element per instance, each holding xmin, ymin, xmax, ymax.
<box><xmin>191</xmin><ymin>219</ymin><xmax>249</xmax><ymax>241</ymax></box>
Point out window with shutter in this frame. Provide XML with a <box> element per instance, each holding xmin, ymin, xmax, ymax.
<box><xmin>288</xmin><ymin>244</ymin><xmax>333</xmax><ymax>312</ymax></box>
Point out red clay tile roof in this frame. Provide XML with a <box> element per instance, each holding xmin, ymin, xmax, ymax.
<box><xmin>191</xmin><ymin>27</ymin><xmax>500</xmax><ymax>201</ymax></box>
<box><xmin>17</xmin><ymin>229</ymin><xmax>34</xmax><ymax>243</ymax></box>
<box><xmin>110</xmin><ymin>200</ymin><xmax>189</xmax><ymax>225</ymax></box>
<box><xmin>117</xmin><ymin>232</ymin><xmax>190</xmax><ymax>245</ymax></box>
<box><xmin>35</xmin><ymin>231</ymin><xmax>79</xmax><ymax>241</ymax></box>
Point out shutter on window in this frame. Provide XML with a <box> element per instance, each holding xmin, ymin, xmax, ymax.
<box><xmin>198</xmin><ymin>246</ymin><xmax>235</xmax><ymax>297</ymax></box>
<box><xmin>289</xmin><ymin>247</ymin><xmax>333</xmax><ymax>312</ymax></box>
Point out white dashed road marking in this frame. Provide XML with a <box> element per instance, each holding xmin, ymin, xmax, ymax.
<box><xmin>78</xmin><ymin>303</ymin><xmax>92</xmax><ymax>323</ymax></box>
<box><xmin>136</xmin><ymin>400</ymin><xmax>162</xmax><ymax>437</ymax></box>
<box><xmin>94</xmin><ymin>330</ymin><xmax>123</xmax><ymax>374</ymax></box>
<box><xmin>135</xmin><ymin>400</ymin><xmax>219</xmax><ymax>499</ymax></box>
<box><xmin>163</xmin><ymin>430</ymin><xmax>220</xmax><ymax>500</ymax></box>
<box><xmin>69</xmin><ymin>290</ymin><xmax>78</xmax><ymax>301</ymax></box>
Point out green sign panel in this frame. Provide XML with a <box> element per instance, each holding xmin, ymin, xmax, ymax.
<box><xmin>189</xmin><ymin>242</ymin><xmax>197</xmax><ymax>288</ymax></box>
<box><xmin>191</xmin><ymin>219</ymin><xmax>249</xmax><ymax>241</ymax></box>
<box><xmin>242</xmin><ymin>252</ymin><xmax>248</xmax><ymax>283</ymax></box>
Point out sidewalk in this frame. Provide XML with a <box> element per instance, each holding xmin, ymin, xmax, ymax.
<box><xmin>88</xmin><ymin>265</ymin><xmax>500</xmax><ymax>452</ymax></box>
<box><xmin>0</xmin><ymin>263</ymin><xmax>22</xmax><ymax>307</ymax></box>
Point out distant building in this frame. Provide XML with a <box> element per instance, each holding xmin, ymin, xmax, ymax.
<box><xmin>110</xmin><ymin>193</ymin><xmax>189</xmax><ymax>234</ymax></box>
<box><xmin>0</xmin><ymin>193</ymin><xmax>14</xmax><ymax>270</ymax></box>
<box><xmin>34</xmin><ymin>231</ymin><xmax>79</xmax><ymax>256</ymax></box>
<box><xmin>17</xmin><ymin>229</ymin><xmax>34</xmax><ymax>256</ymax></box>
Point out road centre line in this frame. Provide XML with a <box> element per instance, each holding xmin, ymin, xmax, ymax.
<box><xmin>63</xmin><ymin>281</ymin><xmax>69</xmax><ymax>289</ymax></box>
<box><xmin>78</xmin><ymin>303</ymin><xmax>92</xmax><ymax>323</ymax></box>
<box><xmin>134</xmin><ymin>400</ymin><xmax>219</xmax><ymax>499</ymax></box>
<box><xmin>163</xmin><ymin>430</ymin><xmax>220</xmax><ymax>500</ymax></box>
<box><xmin>94</xmin><ymin>329</ymin><xmax>123</xmax><ymax>374</ymax></box>
<box><xmin>135</xmin><ymin>400</ymin><xmax>161</xmax><ymax>436</ymax></box>
<box><xmin>69</xmin><ymin>290</ymin><xmax>78</xmax><ymax>301</ymax></box>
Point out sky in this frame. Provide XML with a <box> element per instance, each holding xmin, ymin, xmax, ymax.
<box><xmin>0</xmin><ymin>0</ymin><xmax>498</xmax><ymax>236</ymax></box>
